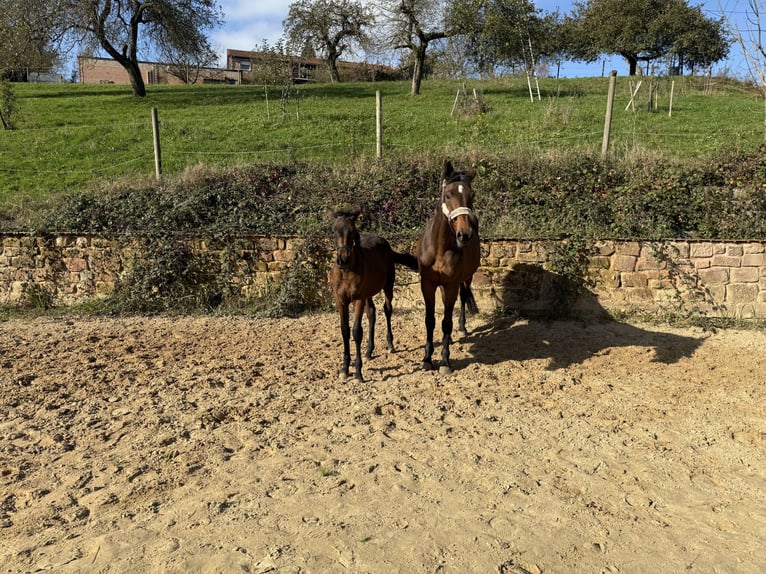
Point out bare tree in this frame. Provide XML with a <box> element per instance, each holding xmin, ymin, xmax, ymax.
<box><xmin>284</xmin><ymin>0</ymin><xmax>374</xmax><ymax>83</ymax></box>
<box><xmin>375</xmin><ymin>0</ymin><xmax>453</xmax><ymax>95</ymax></box>
<box><xmin>64</xmin><ymin>0</ymin><xmax>223</xmax><ymax>97</ymax></box>
<box><xmin>726</xmin><ymin>0</ymin><xmax>766</xmax><ymax>140</ymax></box>
<box><xmin>158</xmin><ymin>36</ymin><xmax>219</xmax><ymax>84</ymax></box>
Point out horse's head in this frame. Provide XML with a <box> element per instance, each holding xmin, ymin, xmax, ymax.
<box><xmin>329</xmin><ymin>207</ymin><xmax>362</xmax><ymax>269</ymax></box>
<box><xmin>440</xmin><ymin>160</ymin><xmax>478</xmax><ymax>248</ymax></box>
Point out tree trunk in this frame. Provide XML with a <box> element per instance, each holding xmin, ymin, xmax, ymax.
<box><xmin>328</xmin><ymin>57</ymin><xmax>340</xmax><ymax>82</ymax></box>
<box><xmin>620</xmin><ymin>53</ymin><xmax>640</xmax><ymax>76</ymax></box>
<box><xmin>125</xmin><ymin>59</ymin><xmax>147</xmax><ymax>97</ymax></box>
<box><xmin>411</xmin><ymin>47</ymin><xmax>426</xmax><ymax>95</ymax></box>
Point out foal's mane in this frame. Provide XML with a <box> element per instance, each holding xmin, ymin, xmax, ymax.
<box><xmin>444</xmin><ymin>172</ymin><xmax>473</xmax><ymax>185</ymax></box>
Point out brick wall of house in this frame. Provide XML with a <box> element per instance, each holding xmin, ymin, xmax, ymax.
<box><xmin>3</xmin><ymin>234</ymin><xmax>766</xmax><ymax>319</ymax></box>
<box><xmin>78</xmin><ymin>57</ymin><xmax>241</xmax><ymax>86</ymax></box>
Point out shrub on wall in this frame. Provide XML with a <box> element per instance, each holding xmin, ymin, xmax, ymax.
<box><xmin>24</xmin><ymin>148</ymin><xmax>766</xmax><ymax>315</ymax></box>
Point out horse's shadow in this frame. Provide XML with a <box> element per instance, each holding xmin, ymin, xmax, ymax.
<box><xmin>451</xmin><ymin>265</ymin><xmax>706</xmax><ymax>371</ymax></box>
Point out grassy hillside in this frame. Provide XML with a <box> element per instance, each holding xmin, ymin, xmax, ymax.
<box><xmin>1</xmin><ymin>75</ymin><xmax>763</xmax><ymax>211</ymax></box>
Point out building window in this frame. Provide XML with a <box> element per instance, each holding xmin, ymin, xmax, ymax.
<box><xmin>239</xmin><ymin>60</ymin><xmax>251</xmax><ymax>71</ymax></box>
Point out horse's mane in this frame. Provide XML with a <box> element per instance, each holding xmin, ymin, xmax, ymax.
<box><xmin>443</xmin><ymin>171</ymin><xmax>474</xmax><ymax>185</ymax></box>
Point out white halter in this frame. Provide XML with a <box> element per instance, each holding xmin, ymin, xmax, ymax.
<box><xmin>442</xmin><ymin>203</ymin><xmax>474</xmax><ymax>222</ymax></box>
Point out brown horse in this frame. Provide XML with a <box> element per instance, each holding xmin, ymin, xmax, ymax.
<box><xmin>328</xmin><ymin>207</ymin><xmax>418</xmax><ymax>381</ymax></box>
<box><xmin>415</xmin><ymin>160</ymin><xmax>480</xmax><ymax>373</ymax></box>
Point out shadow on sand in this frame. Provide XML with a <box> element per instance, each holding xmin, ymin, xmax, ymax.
<box><xmin>455</xmin><ymin>264</ymin><xmax>706</xmax><ymax>371</ymax></box>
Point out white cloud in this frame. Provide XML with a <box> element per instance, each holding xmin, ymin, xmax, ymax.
<box><xmin>219</xmin><ymin>0</ymin><xmax>293</xmax><ymax>22</ymax></box>
<box><xmin>212</xmin><ymin>1</ymin><xmax>294</xmax><ymax>65</ymax></box>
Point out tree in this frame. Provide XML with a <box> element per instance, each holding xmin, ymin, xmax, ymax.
<box><xmin>670</xmin><ymin>6</ymin><xmax>729</xmax><ymax>74</ymax></box>
<box><xmin>64</xmin><ymin>0</ymin><xmax>223</xmax><ymax>97</ymax></box>
<box><xmin>0</xmin><ymin>0</ymin><xmax>64</xmax><ymax>80</ymax></box>
<box><xmin>376</xmin><ymin>0</ymin><xmax>454</xmax><ymax>95</ymax></box>
<box><xmin>157</xmin><ymin>29</ymin><xmax>219</xmax><ymax>84</ymax></box>
<box><xmin>447</xmin><ymin>0</ymin><xmax>555</xmax><ymax>77</ymax></box>
<box><xmin>729</xmin><ymin>1</ymin><xmax>766</xmax><ymax>141</ymax></box>
<box><xmin>563</xmin><ymin>0</ymin><xmax>730</xmax><ymax>76</ymax></box>
<box><xmin>283</xmin><ymin>0</ymin><xmax>373</xmax><ymax>83</ymax></box>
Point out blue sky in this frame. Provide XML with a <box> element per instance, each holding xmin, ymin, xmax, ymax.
<box><xmin>210</xmin><ymin>1</ymin><xmax>755</xmax><ymax>79</ymax></box>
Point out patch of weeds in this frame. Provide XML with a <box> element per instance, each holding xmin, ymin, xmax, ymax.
<box><xmin>18</xmin><ymin>283</ymin><xmax>54</xmax><ymax>311</ymax></box>
<box><xmin>264</xmin><ymin>233</ymin><xmax>332</xmax><ymax>318</ymax></box>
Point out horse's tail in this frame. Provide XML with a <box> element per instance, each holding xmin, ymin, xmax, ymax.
<box><xmin>393</xmin><ymin>251</ymin><xmax>419</xmax><ymax>271</ymax></box>
<box><xmin>461</xmin><ymin>282</ymin><xmax>479</xmax><ymax>315</ymax></box>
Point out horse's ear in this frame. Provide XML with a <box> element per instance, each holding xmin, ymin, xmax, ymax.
<box><xmin>442</xmin><ymin>160</ymin><xmax>454</xmax><ymax>180</ymax></box>
<box><xmin>351</xmin><ymin>205</ymin><xmax>362</xmax><ymax>220</ymax></box>
<box><xmin>326</xmin><ymin>207</ymin><xmax>337</xmax><ymax>221</ymax></box>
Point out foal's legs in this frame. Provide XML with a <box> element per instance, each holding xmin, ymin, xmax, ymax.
<box><xmin>352</xmin><ymin>299</ymin><xmax>366</xmax><ymax>380</ymax></box>
<box><xmin>338</xmin><ymin>301</ymin><xmax>352</xmax><ymax>378</ymax></box>
<box><xmin>383</xmin><ymin>281</ymin><xmax>395</xmax><ymax>352</ymax></box>
<box><xmin>365</xmin><ymin>298</ymin><xmax>376</xmax><ymax>359</ymax></box>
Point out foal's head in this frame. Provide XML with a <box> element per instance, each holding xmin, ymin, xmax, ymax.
<box><xmin>440</xmin><ymin>160</ymin><xmax>478</xmax><ymax>247</ymax></box>
<box><xmin>330</xmin><ymin>207</ymin><xmax>362</xmax><ymax>269</ymax></box>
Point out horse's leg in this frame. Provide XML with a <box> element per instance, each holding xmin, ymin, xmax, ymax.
<box><xmin>338</xmin><ymin>301</ymin><xmax>351</xmax><ymax>378</ymax></box>
<box><xmin>457</xmin><ymin>278</ymin><xmax>472</xmax><ymax>337</ymax></box>
<box><xmin>383</xmin><ymin>279</ymin><xmax>394</xmax><ymax>352</ymax></box>
<box><xmin>352</xmin><ymin>299</ymin><xmax>366</xmax><ymax>380</ymax></box>
<box><xmin>439</xmin><ymin>283</ymin><xmax>460</xmax><ymax>374</ymax></box>
<box><xmin>365</xmin><ymin>298</ymin><xmax>376</xmax><ymax>359</ymax></box>
<box><xmin>421</xmin><ymin>279</ymin><xmax>437</xmax><ymax>371</ymax></box>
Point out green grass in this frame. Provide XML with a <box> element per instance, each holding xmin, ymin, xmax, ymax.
<box><xmin>1</xmin><ymin>75</ymin><xmax>764</xmax><ymax>211</ymax></box>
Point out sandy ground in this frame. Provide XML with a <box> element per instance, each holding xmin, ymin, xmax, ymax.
<box><xmin>1</xmin><ymin>308</ymin><xmax>765</xmax><ymax>573</ymax></box>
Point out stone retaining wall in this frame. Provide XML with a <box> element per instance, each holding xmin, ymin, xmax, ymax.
<box><xmin>2</xmin><ymin>234</ymin><xmax>765</xmax><ymax>318</ymax></box>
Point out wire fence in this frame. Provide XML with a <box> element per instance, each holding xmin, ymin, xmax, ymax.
<box><xmin>1</xmin><ymin>80</ymin><xmax>764</xmax><ymax>208</ymax></box>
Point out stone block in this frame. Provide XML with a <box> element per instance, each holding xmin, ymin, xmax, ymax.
<box><xmin>732</xmin><ymin>267</ymin><xmax>760</xmax><ymax>283</ymax></box>
<box><xmin>590</xmin><ymin>268</ymin><xmax>620</xmax><ymax>289</ymax></box>
<box><xmin>612</xmin><ymin>255</ymin><xmax>637</xmax><ymax>272</ymax></box>
<box><xmin>698</xmin><ymin>267</ymin><xmax>729</xmax><ymax>285</ymax></box>
<box><xmin>742</xmin><ymin>253</ymin><xmax>765</xmax><ymax>267</ymax></box>
<box><xmin>668</xmin><ymin>241</ymin><xmax>690</xmax><ymax>258</ymax></box>
<box><xmin>726</xmin><ymin>283</ymin><xmax>759</xmax><ymax>305</ymax></box>
<box><xmin>726</xmin><ymin>244</ymin><xmax>744</xmax><ymax>257</ymax></box>
<box><xmin>690</xmin><ymin>243</ymin><xmax>713</xmax><ymax>257</ymax></box>
<box><xmin>621</xmin><ymin>272</ymin><xmax>649</xmax><ymax>288</ymax></box>
<box><xmin>636</xmin><ymin>256</ymin><xmax>666</xmax><ymax>271</ymax></box>
<box><xmin>616</xmin><ymin>242</ymin><xmax>641</xmax><ymax>256</ymax></box>
<box><xmin>587</xmin><ymin>256</ymin><xmax>611</xmax><ymax>269</ymax></box>
<box><xmin>711</xmin><ymin>255</ymin><xmax>741</xmax><ymax>268</ymax></box>
<box><xmin>593</xmin><ymin>240</ymin><xmax>616</xmax><ymax>256</ymax></box>
<box><xmin>744</xmin><ymin>243</ymin><xmax>765</xmax><ymax>254</ymax></box>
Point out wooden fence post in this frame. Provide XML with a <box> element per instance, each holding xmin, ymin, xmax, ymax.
<box><xmin>602</xmin><ymin>71</ymin><xmax>617</xmax><ymax>160</ymax></box>
<box><xmin>151</xmin><ymin>107</ymin><xmax>162</xmax><ymax>179</ymax></box>
<box><xmin>669</xmin><ymin>80</ymin><xmax>675</xmax><ymax>117</ymax></box>
<box><xmin>376</xmin><ymin>90</ymin><xmax>382</xmax><ymax>160</ymax></box>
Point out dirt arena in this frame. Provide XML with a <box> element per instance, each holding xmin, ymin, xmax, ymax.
<box><xmin>1</xmin><ymin>310</ymin><xmax>765</xmax><ymax>573</ymax></box>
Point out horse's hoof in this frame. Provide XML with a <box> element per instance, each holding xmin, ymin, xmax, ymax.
<box><xmin>457</xmin><ymin>329</ymin><xmax>468</xmax><ymax>338</ymax></box>
<box><xmin>422</xmin><ymin>361</ymin><xmax>434</xmax><ymax>372</ymax></box>
<box><xmin>439</xmin><ymin>365</ymin><xmax>453</xmax><ymax>375</ymax></box>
